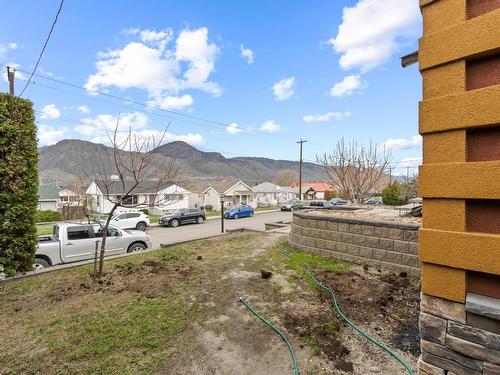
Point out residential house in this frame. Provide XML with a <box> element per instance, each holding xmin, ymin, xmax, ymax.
<box><xmin>252</xmin><ymin>182</ymin><xmax>295</xmax><ymax>206</ymax></box>
<box><xmin>291</xmin><ymin>182</ymin><xmax>335</xmax><ymax>200</ymax></box>
<box><xmin>38</xmin><ymin>184</ymin><xmax>60</xmax><ymax>211</ymax></box>
<box><xmin>58</xmin><ymin>188</ymin><xmax>82</xmax><ymax>208</ymax></box>
<box><xmin>183</xmin><ymin>179</ymin><xmax>257</xmax><ymax>209</ymax></box>
<box><xmin>85</xmin><ymin>180</ymin><xmax>190</xmax><ymax>214</ymax></box>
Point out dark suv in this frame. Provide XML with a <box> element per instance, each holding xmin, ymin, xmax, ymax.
<box><xmin>159</xmin><ymin>208</ymin><xmax>206</xmax><ymax>227</ymax></box>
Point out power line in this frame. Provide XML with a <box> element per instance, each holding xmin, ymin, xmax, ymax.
<box><xmin>16</xmin><ymin>67</ymin><xmax>295</xmax><ymax>140</ymax></box>
<box><xmin>19</xmin><ymin>0</ymin><xmax>65</xmax><ymax>97</ymax></box>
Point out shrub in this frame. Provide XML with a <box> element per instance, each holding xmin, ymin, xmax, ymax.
<box><xmin>35</xmin><ymin>210</ymin><xmax>63</xmax><ymax>223</ymax></box>
<box><xmin>0</xmin><ymin>94</ymin><xmax>39</xmax><ymax>275</ymax></box>
<box><xmin>140</xmin><ymin>208</ymin><xmax>149</xmax><ymax>215</ymax></box>
<box><xmin>204</xmin><ymin>205</ymin><xmax>213</xmax><ymax>211</ymax></box>
<box><xmin>324</xmin><ymin>190</ymin><xmax>336</xmax><ymax>201</ymax></box>
<box><xmin>382</xmin><ymin>182</ymin><xmax>406</xmax><ymax>206</ymax></box>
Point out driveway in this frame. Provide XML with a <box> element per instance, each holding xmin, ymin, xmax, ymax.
<box><xmin>147</xmin><ymin>210</ymin><xmax>292</xmax><ymax>248</ymax></box>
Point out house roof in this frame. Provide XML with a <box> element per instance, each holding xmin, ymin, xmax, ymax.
<box><xmin>401</xmin><ymin>50</ymin><xmax>418</xmax><ymax>67</ymax></box>
<box><xmin>59</xmin><ymin>189</ymin><xmax>80</xmax><ymax>197</ymax></box>
<box><xmin>252</xmin><ymin>182</ymin><xmax>295</xmax><ymax>194</ymax></box>
<box><xmin>252</xmin><ymin>182</ymin><xmax>280</xmax><ymax>193</ymax></box>
<box><xmin>92</xmin><ymin>180</ymin><xmax>175</xmax><ymax>195</ymax></box>
<box><xmin>182</xmin><ymin>179</ymin><xmax>240</xmax><ymax>194</ymax></box>
<box><xmin>291</xmin><ymin>182</ymin><xmax>334</xmax><ymax>192</ymax></box>
<box><xmin>38</xmin><ymin>184</ymin><xmax>60</xmax><ymax>201</ymax></box>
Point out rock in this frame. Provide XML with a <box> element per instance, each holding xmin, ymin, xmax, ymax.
<box><xmin>446</xmin><ymin>334</ymin><xmax>500</xmax><ymax>365</ymax></box>
<box><xmin>197</xmin><ymin>255</ymin><xmax>203</xmax><ymax>260</ymax></box>
<box><xmin>447</xmin><ymin>320</ymin><xmax>500</xmax><ymax>351</ymax></box>
<box><xmin>261</xmin><ymin>270</ymin><xmax>272</xmax><ymax>279</ymax></box>
<box><xmin>420</xmin><ymin>312</ymin><xmax>447</xmax><ymax>345</ymax></box>
<box><xmin>421</xmin><ymin>340</ymin><xmax>483</xmax><ymax>372</ymax></box>
<box><xmin>484</xmin><ymin>362</ymin><xmax>500</xmax><ymax>375</ymax></box>
<box><xmin>418</xmin><ymin>356</ymin><xmax>446</xmax><ymax>375</ymax></box>
<box><xmin>399</xmin><ymin>271</ymin><xmax>407</xmax><ymax>278</ymax></box>
<box><xmin>421</xmin><ymin>293</ymin><xmax>466</xmax><ymax>323</ymax></box>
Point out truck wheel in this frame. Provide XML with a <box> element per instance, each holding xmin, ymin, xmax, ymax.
<box><xmin>136</xmin><ymin>221</ymin><xmax>147</xmax><ymax>231</ymax></box>
<box><xmin>34</xmin><ymin>258</ymin><xmax>50</xmax><ymax>271</ymax></box>
<box><xmin>196</xmin><ymin>216</ymin><xmax>204</xmax><ymax>224</ymax></box>
<box><xmin>170</xmin><ymin>219</ymin><xmax>179</xmax><ymax>227</ymax></box>
<box><xmin>127</xmin><ymin>242</ymin><xmax>146</xmax><ymax>253</ymax></box>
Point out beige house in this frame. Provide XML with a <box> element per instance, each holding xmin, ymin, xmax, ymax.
<box><xmin>183</xmin><ymin>179</ymin><xmax>257</xmax><ymax>209</ymax></box>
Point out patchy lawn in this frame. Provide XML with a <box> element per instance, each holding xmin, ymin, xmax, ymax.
<box><xmin>0</xmin><ymin>233</ymin><xmax>419</xmax><ymax>375</ymax></box>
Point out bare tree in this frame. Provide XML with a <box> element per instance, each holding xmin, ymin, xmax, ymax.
<box><xmin>317</xmin><ymin>139</ymin><xmax>391</xmax><ymax>203</ymax></box>
<box><xmin>274</xmin><ymin>169</ymin><xmax>300</xmax><ymax>186</ymax></box>
<box><xmin>86</xmin><ymin>122</ymin><xmax>182</xmax><ymax>281</ymax></box>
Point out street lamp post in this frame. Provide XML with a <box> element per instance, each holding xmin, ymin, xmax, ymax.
<box><xmin>219</xmin><ymin>193</ymin><xmax>225</xmax><ymax>233</ymax></box>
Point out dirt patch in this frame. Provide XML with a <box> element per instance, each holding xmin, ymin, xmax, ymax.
<box><xmin>314</xmin><ymin>267</ymin><xmax>420</xmax><ymax>356</ymax></box>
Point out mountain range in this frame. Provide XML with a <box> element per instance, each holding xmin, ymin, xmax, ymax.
<box><xmin>38</xmin><ymin>139</ymin><xmax>329</xmax><ymax>185</ymax></box>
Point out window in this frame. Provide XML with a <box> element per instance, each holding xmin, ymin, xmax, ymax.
<box><xmin>117</xmin><ymin>195</ymin><xmax>138</xmax><ymax>205</ymax></box>
<box><xmin>67</xmin><ymin>226</ymin><xmax>91</xmax><ymax>240</ymax></box>
<box><xmin>164</xmin><ymin>194</ymin><xmax>183</xmax><ymax>202</ymax></box>
<box><xmin>127</xmin><ymin>213</ymin><xmax>141</xmax><ymax>218</ymax></box>
<box><xmin>93</xmin><ymin>225</ymin><xmax>119</xmax><ymax>237</ymax></box>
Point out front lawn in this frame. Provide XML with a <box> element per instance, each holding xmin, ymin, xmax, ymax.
<box><xmin>1</xmin><ymin>233</ymin><xmax>419</xmax><ymax>374</ymax></box>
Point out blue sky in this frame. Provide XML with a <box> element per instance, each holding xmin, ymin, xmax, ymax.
<box><xmin>0</xmin><ymin>0</ymin><xmax>422</xmax><ymax>175</ymax></box>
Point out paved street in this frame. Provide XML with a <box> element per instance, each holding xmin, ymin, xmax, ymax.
<box><xmin>146</xmin><ymin>210</ymin><xmax>292</xmax><ymax>248</ymax></box>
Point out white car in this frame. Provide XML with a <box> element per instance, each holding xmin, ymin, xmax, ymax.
<box><xmin>110</xmin><ymin>211</ymin><xmax>150</xmax><ymax>231</ymax></box>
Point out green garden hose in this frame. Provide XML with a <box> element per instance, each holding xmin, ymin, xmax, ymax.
<box><xmin>239</xmin><ymin>297</ymin><xmax>300</xmax><ymax>375</ymax></box>
<box><xmin>280</xmin><ymin>242</ymin><xmax>413</xmax><ymax>374</ymax></box>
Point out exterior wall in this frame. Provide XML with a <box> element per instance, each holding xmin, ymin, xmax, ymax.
<box><xmin>37</xmin><ymin>200</ymin><xmax>58</xmax><ymax>211</ymax></box>
<box><xmin>419</xmin><ymin>1</ymin><xmax>500</xmax><ymax>374</ymax></box>
<box><xmin>289</xmin><ymin>212</ymin><xmax>420</xmax><ymax>276</ymax></box>
<box><xmin>224</xmin><ymin>181</ymin><xmax>257</xmax><ymax>208</ymax></box>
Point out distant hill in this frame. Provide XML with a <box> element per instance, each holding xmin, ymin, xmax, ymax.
<box><xmin>38</xmin><ymin>139</ymin><xmax>329</xmax><ymax>185</ymax></box>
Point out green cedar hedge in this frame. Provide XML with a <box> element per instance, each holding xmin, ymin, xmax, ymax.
<box><xmin>35</xmin><ymin>210</ymin><xmax>63</xmax><ymax>223</ymax></box>
<box><xmin>0</xmin><ymin>93</ymin><xmax>39</xmax><ymax>275</ymax></box>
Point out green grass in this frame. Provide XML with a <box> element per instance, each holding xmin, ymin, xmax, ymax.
<box><xmin>36</xmin><ymin>223</ymin><xmax>54</xmax><ymax>236</ymax></box>
<box><xmin>0</xmin><ymin>243</ymin><xmax>197</xmax><ymax>375</ymax></box>
<box><xmin>279</xmin><ymin>242</ymin><xmax>348</xmax><ymax>275</ymax></box>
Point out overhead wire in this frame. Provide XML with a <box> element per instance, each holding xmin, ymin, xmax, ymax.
<box><xmin>19</xmin><ymin>0</ymin><xmax>65</xmax><ymax>96</ymax></box>
<box><xmin>16</xmin><ymin>67</ymin><xmax>296</xmax><ymax>140</ymax></box>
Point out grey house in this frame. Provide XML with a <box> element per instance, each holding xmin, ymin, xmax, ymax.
<box><xmin>38</xmin><ymin>184</ymin><xmax>60</xmax><ymax>211</ymax></box>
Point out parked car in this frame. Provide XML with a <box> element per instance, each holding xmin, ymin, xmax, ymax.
<box><xmin>159</xmin><ymin>208</ymin><xmax>206</xmax><ymax>227</ymax></box>
<box><xmin>364</xmin><ymin>197</ymin><xmax>383</xmax><ymax>205</ymax></box>
<box><xmin>309</xmin><ymin>200</ymin><xmax>328</xmax><ymax>207</ymax></box>
<box><xmin>280</xmin><ymin>199</ymin><xmax>303</xmax><ymax>211</ymax></box>
<box><xmin>224</xmin><ymin>205</ymin><xmax>254</xmax><ymax>219</ymax></box>
<box><xmin>35</xmin><ymin>222</ymin><xmax>152</xmax><ymax>270</ymax></box>
<box><xmin>110</xmin><ymin>211</ymin><xmax>150</xmax><ymax>231</ymax></box>
<box><xmin>329</xmin><ymin>198</ymin><xmax>350</xmax><ymax>206</ymax></box>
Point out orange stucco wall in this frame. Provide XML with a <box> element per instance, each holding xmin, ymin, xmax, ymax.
<box><xmin>419</xmin><ymin>2</ymin><xmax>500</xmax><ymax>303</ymax></box>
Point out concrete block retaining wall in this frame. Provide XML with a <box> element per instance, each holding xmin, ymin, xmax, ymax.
<box><xmin>289</xmin><ymin>211</ymin><xmax>420</xmax><ymax>275</ymax></box>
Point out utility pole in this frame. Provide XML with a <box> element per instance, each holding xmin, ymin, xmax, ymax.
<box><xmin>406</xmin><ymin>166</ymin><xmax>410</xmax><ymax>181</ymax></box>
<box><xmin>6</xmin><ymin>66</ymin><xmax>15</xmax><ymax>95</ymax></box>
<box><xmin>297</xmin><ymin>139</ymin><xmax>307</xmax><ymax>200</ymax></box>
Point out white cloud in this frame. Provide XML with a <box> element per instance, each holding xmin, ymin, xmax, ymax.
<box><xmin>175</xmin><ymin>27</ymin><xmax>221</xmax><ymax>95</ymax></box>
<box><xmin>272</xmin><ymin>77</ymin><xmax>295</xmax><ymax>101</ymax></box>
<box><xmin>76</xmin><ymin>111</ymin><xmax>205</xmax><ymax>147</ymax></box>
<box><xmin>40</xmin><ymin>104</ymin><xmax>61</xmax><ymax>119</ymax></box>
<box><xmin>303</xmin><ymin>111</ymin><xmax>351</xmax><ymax>122</ymax></box>
<box><xmin>8</xmin><ymin>43</ymin><xmax>17</xmax><ymax>50</ymax></box>
<box><xmin>260</xmin><ymin>120</ymin><xmax>281</xmax><ymax>133</ymax></box>
<box><xmin>381</xmin><ymin>135</ymin><xmax>422</xmax><ymax>151</ymax></box>
<box><xmin>147</xmin><ymin>94</ymin><xmax>193</xmax><ymax>110</ymax></box>
<box><xmin>226</xmin><ymin>122</ymin><xmax>244</xmax><ymax>134</ymax></box>
<box><xmin>240</xmin><ymin>44</ymin><xmax>254</xmax><ymax>64</ymax></box>
<box><xmin>330</xmin><ymin>75</ymin><xmax>364</xmax><ymax>97</ymax></box>
<box><xmin>38</xmin><ymin>124</ymin><xmax>68</xmax><ymax>146</ymax></box>
<box><xmin>85</xmin><ymin>27</ymin><xmax>220</xmax><ymax>109</ymax></box>
<box><xmin>77</xmin><ymin>105</ymin><xmax>90</xmax><ymax>114</ymax></box>
<box><xmin>76</xmin><ymin>111</ymin><xmax>149</xmax><ymax>136</ymax></box>
<box><xmin>327</xmin><ymin>0</ymin><xmax>420</xmax><ymax>72</ymax></box>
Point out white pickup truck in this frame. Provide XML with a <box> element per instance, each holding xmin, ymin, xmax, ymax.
<box><xmin>35</xmin><ymin>222</ymin><xmax>153</xmax><ymax>270</ymax></box>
